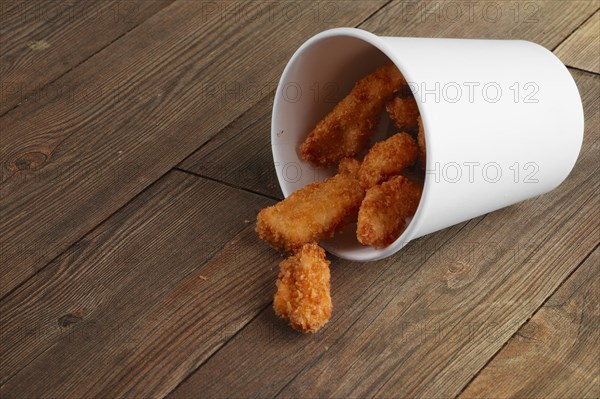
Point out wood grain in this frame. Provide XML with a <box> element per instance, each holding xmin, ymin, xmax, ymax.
<box><xmin>0</xmin><ymin>0</ymin><xmax>388</xmax><ymax>298</ymax></box>
<box><xmin>1</xmin><ymin>1</ymin><xmax>598</xmax><ymax>397</ymax></box>
<box><xmin>168</xmin><ymin>69</ymin><xmax>599</xmax><ymax>399</ymax></box>
<box><xmin>178</xmin><ymin>94</ymin><xmax>283</xmax><ymax>199</ymax></box>
<box><xmin>0</xmin><ymin>171</ymin><xmax>277</xmax><ymax>397</ymax></box>
<box><xmin>172</xmin><ymin>227</ymin><xmax>478</xmax><ymax>399</ymax></box>
<box><xmin>0</xmin><ymin>177</ymin><xmax>474</xmax><ymax>397</ymax></box>
<box><xmin>361</xmin><ymin>0</ymin><xmax>598</xmax><ymax>47</ymax></box>
<box><xmin>0</xmin><ymin>0</ymin><xmax>174</xmax><ymax>115</ymax></box>
<box><xmin>179</xmin><ymin>0</ymin><xmax>598</xmax><ymax>199</ymax></box>
<box><xmin>459</xmin><ymin>247</ymin><xmax>600</xmax><ymax>399</ymax></box>
<box><xmin>555</xmin><ymin>10</ymin><xmax>600</xmax><ymax>74</ymax></box>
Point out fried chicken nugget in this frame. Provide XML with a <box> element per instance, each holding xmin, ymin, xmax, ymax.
<box><xmin>358</xmin><ymin>132</ymin><xmax>417</xmax><ymax>189</ymax></box>
<box><xmin>417</xmin><ymin>116</ymin><xmax>426</xmax><ymax>170</ymax></box>
<box><xmin>386</xmin><ymin>95</ymin><xmax>420</xmax><ymax>131</ymax></box>
<box><xmin>357</xmin><ymin>175</ymin><xmax>422</xmax><ymax>248</ymax></box>
<box><xmin>338</xmin><ymin>157</ymin><xmax>361</xmax><ymax>176</ymax></box>
<box><xmin>300</xmin><ymin>64</ymin><xmax>405</xmax><ymax>167</ymax></box>
<box><xmin>274</xmin><ymin>243</ymin><xmax>332</xmax><ymax>333</ymax></box>
<box><xmin>256</xmin><ymin>171</ymin><xmax>364</xmax><ymax>253</ymax></box>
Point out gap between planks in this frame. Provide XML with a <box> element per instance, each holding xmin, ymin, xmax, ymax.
<box><xmin>163</xmin><ymin>67</ymin><xmax>599</xmax><ymax>398</ymax></box>
<box><xmin>165</xmin><ymin>214</ymin><xmax>482</xmax><ymax>399</ymax></box>
<box><xmin>550</xmin><ymin>4</ymin><xmax>600</xmax><ymax>52</ymax></box>
<box><xmin>568</xmin><ymin>65</ymin><xmax>600</xmax><ymax>77</ymax></box>
<box><xmin>3</xmin><ymin>0</ymin><xmax>598</xmax><ymax>300</ymax></box>
<box><xmin>1</xmin><ymin>2</ymin><xmax>597</xmax><ymax>394</ymax></box>
<box><xmin>0</xmin><ymin>0</ymin><xmax>392</xmax><ymax>305</ymax></box>
<box><xmin>174</xmin><ymin>167</ymin><xmax>281</xmax><ymax>201</ymax></box>
<box><xmin>0</xmin><ymin>0</ymin><xmax>178</xmax><ymax>119</ymax></box>
<box><xmin>0</xmin><ymin>164</ymin><xmax>166</xmax><ymax>303</ymax></box>
<box><xmin>453</xmin><ymin>241</ymin><xmax>600</xmax><ymax>399</ymax></box>
<box><xmin>2</xmin><ymin>0</ymin><xmax>398</xmax><ymax>302</ymax></box>
<box><xmin>0</xmin><ymin>160</ymin><xmax>281</xmax><ymax>304</ymax></box>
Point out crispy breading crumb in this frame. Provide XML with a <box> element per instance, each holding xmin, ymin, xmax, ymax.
<box><xmin>273</xmin><ymin>243</ymin><xmax>332</xmax><ymax>333</ymax></box>
<box><xmin>338</xmin><ymin>157</ymin><xmax>361</xmax><ymax>175</ymax></box>
<box><xmin>386</xmin><ymin>96</ymin><xmax>420</xmax><ymax>131</ymax></box>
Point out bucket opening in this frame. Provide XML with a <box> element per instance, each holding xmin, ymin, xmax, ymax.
<box><xmin>272</xmin><ymin>28</ymin><xmax>428</xmax><ymax>261</ymax></box>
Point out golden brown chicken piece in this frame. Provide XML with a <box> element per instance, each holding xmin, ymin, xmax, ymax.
<box><xmin>273</xmin><ymin>243</ymin><xmax>332</xmax><ymax>333</ymax></box>
<box><xmin>338</xmin><ymin>157</ymin><xmax>361</xmax><ymax>176</ymax></box>
<box><xmin>358</xmin><ymin>132</ymin><xmax>418</xmax><ymax>189</ymax></box>
<box><xmin>386</xmin><ymin>95</ymin><xmax>420</xmax><ymax>131</ymax></box>
<box><xmin>300</xmin><ymin>64</ymin><xmax>405</xmax><ymax>167</ymax></box>
<box><xmin>256</xmin><ymin>170</ymin><xmax>364</xmax><ymax>253</ymax></box>
<box><xmin>357</xmin><ymin>175</ymin><xmax>422</xmax><ymax>248</ymax></box>
<box><xmin>417</xmin><ymin>116</ymin><xmax>426</xmax><ymax>169</ymax></box>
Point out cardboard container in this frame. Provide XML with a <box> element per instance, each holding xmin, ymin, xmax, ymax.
<box><xmin>271</xmin><ymin>28</ymin><xmax>584</xmax><ymax>261</ymax></box>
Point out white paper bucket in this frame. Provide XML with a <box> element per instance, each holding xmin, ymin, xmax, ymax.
<box><xmin>271</xmin><ymin>28</ymin><xmax>584</xmax><ymax>261</ymax></box>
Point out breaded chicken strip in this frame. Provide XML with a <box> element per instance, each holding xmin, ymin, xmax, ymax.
<box><xmin>417</xmin><ymin>116</ymin><xmax>426</xmax><ymax>170</ymax></box>
<box><xmin>357</xmin><ymin>175</ymin><xmax>422</xmax><ymax>248</ymax></box>
<box><xmin>256</xmin><ymin>171</ymin><xmax>364</xmax><ymax>253</ymax></box>
<box><xmin>300</xmin><ymin>64</ymin><xmax>405</xmax><ymax>167</ymax></box>
<box><xmin>274</xmin><ymin>243</ymin><xmax>332</xmax><ymax>333</ymax></box>
<box><xmin>338</xmin><ymin>157</ymin><xmax>361</xmax><ymax>176</ymax></box>
<box><xmin>358</xmin><ymin>132</ymin><xmax>417</xmax><ymax>189</ymax></box>
<box><xmin>386</xmin><ymin>95</ymin><xmax>420</xmax><ymax>131</ymax></box>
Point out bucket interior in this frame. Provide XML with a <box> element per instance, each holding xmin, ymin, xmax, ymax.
<box><xmin>271</xmin><ymin>30</ymin><xmax>426</xmax><ymax>261</ymax></box>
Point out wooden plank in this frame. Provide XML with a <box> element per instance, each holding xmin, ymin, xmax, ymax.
<box><xmin>0</xmin><ymin>0</ymin><xmax>389</xmax><ymax>298</ymax></box>
<box><xmin>555</xmin><ymin>11</ymin><xmax>600</xmax><ymax>74</ymax></box>
<box><xmin>0</xmin><ymin>171</ymin><xmax>473</xmax><ymax>397</ymax></box>
<box><xmin>0</xmin><ymin>170</ymin><xmax>277</xmax><ymax>397</ymax></box>
<box><xmin>178</xmin><ymin>94</ymin><xmax>283</xmax><ymax>199</ymax></box>
<box><xmin>361</xmin><ymin>0</ymin><xmax>598</xmax><ymax>48</ymax></box>
<box><xmin>459</xmin><ymin>247</ymin><xmax>600</xmax><ymax>399</ymax></box>
<box><xmin>0</xmin><ymin>0</ymin><xmax>175</xmax><ymax>115</ymax></box>
<box><xmin>170</xmin><ymin>220</ymin><xmax>476</xmax><ymax>398</ymax></box>
<box><xmin>157</xmin><ymin>221</ymin><xmax>468</xmax><ymax>393</ymax></box>
<box><xmin>168</xmin><ymin>69</ymin><xmax>599</xmax><ymax>398</ymax></box>
<box><xmin>178</xmin><ymin>0</ymin><xmax>598</xmax><ymax>199</ymax></box>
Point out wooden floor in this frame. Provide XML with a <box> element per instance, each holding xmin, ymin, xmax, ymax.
<box><xmin>1</xmin><ymin>1</ymin><xmax>599</xmax><ymax>398</ymax></box>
